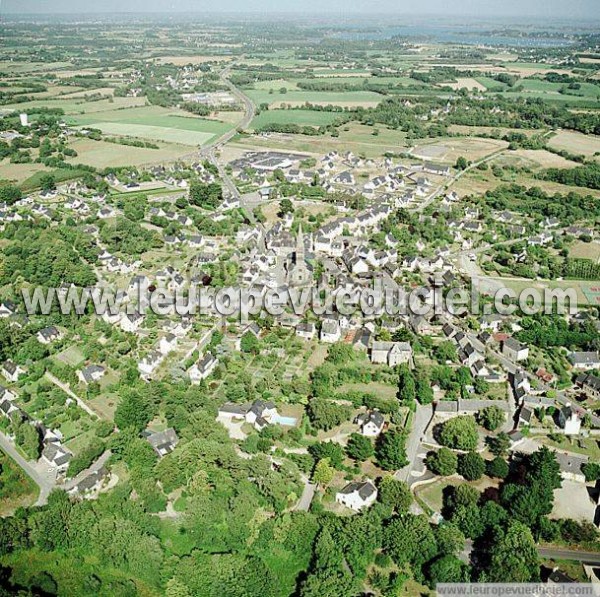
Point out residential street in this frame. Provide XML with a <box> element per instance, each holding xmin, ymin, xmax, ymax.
<box><xmin>395</xmin><ymin>404</ymin><xmax>433</xmax><ymax>484</ymax></box>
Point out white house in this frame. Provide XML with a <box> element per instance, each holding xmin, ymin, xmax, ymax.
<box><xmin>335</xmin><ymin>480</ymin><xmax>378</xmax><ymax>511</ymax></box>
<box><xmin>370</xmin><ymin>341</ymin><xmax>412</xmax><ymax>367</ymax></box>
<box><xmin>78</xmin><ymin>364</ymin><xmax>106</xmax><ymax>385</ymax></box>
<box><xmin>159</xmin><ymin>333</ymin><xmax>178</xmax><ymax>355</ymax></box>
<box><xmin>296</xmin><ymin>322</ymin><xmax>316</xmax><ymax>340</ymax></box>
<box><xmin>218</xmin><ymin>399</ymin><xmax>280</xmax><ymax>432</ymax></box>
<box><xmin>320</xmin><ymin>320</ymin><xmax>341</xmax><ymax>343</ymax></box>
<box><xmin>569</xmin><ymin>352</ymin><xmax>600</xmax><ymax>371</ymax></box>
<box><xmin>557</xmin><ymin>404</ymin><xmax>582</xmax><ymax>436</ymax></box>
<box><xmin>356</xmin><ymin>411</ymin><xmax>385</xmax><ymax>437</ymax></box>
<box><xmin>502</xmin><ymin>337</ymin><xmax>529</xmax><ymax>362</ymax></box>
<box><xmin>2</xmin><ymin>360</ymin><xmax>24</xmax><ymax>383</ymax></box>
<box><xmin>188</xmin><ymin>353</ymin><xmax>218</xmax><ymax>384</ymax></box>
<box><xmin>120</xmin><ymin>311</ymin><xmax>144</xmax><ymax>333</ymax></box>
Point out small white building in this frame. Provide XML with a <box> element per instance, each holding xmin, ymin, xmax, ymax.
<box><xmin>502</xmin><ymin>337</ymin><xmax>529</xmax><ymax>362</ymax></box>
<box><xmin>558</xmin><ymin>404</ymin><xmax>582</xmax><ymax>436</ymax></box>
<box><xmin>188</xmin><ymin>353</ymin><xmax>218</xmax><ymax>384</ymax></box>
<box><xmin>335</xmin><ymin>480</ymin><xmax>378</xmax><ymax>511</ymax></box>
<box><xmin>320</xmin><ymin>319</ymin><xmax>341</xmax><ymax>343</ymax></box>
<box><xmin>356</xmin><ymin>411</ymin><xmax>385</xmax><ymax>437</ymax></box>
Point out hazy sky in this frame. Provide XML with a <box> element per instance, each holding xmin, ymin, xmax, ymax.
<box><xmin>2</xmin><ymin>0</ymin><xmax>599</xmax><ymax>18</ymax></box>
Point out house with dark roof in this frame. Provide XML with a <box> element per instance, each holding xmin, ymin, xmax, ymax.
<box><xmin>78</xmin><ymin>364</ymin><xmax>106</xmax><ymax>385</ymax></box>
<box><xmin>42</xmin><ymin>440</ymin><xmax>72</xmax><ymax>472</ymax></box>
<box><xmin>576</xmin><ymin>373</ymin><xmax>600</xmax><ymax>399</ymax></box>
<box><xmin>569</xmin><ymin>351</ymin><xmax>600</xmax><ymax>371</ymax></box>
<box><xmin>355</xmin><ymin>410</ymin><xmax>385</xmax><ymax>437</ymax></box>
<box><xmin>2</xmin><ymin>360</ymin><xmax>24</xmax><ymax>383</ymax></box>
<box><xmin>502</xmin><ymin>337</ymin><xmax>529</xmax><ymax>362</ymax></box>
<box><xmin>188</xmin><ymin>353</ymin><xmax>218</xmax><ymax>384</ymax></box>
<box><xmin>145</xmin><ymin>428</ymin><xmax>179</xmax><ymax>457</ymax></box>
<box><xmin>335</xmin><ymin>480</ymin><xmax>378</xmax><ymax>511</ymax></box>
<box><xmin>37</xmin><ymin>325</ymin><xmax>61</xmax><ymax>345</ymax></box>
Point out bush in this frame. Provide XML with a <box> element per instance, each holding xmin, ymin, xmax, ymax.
<box><xmin>457</xmin><ymin>451</ymin><xmax>485</xmax><ymax>481</ymax></box>
<box><xmin>439</xmin><ymin>416</ymin><xmax>479</xmax><ymax>451</ymax></box>
<box><xmin>487</xmin><ymin>456</ymin><xmax>509</xmax><ymax>479</ymax></box>
<box><xmin>425</xmin><ymin>447</ymin><xmax>458</xmax><ymax>476</ymax></box>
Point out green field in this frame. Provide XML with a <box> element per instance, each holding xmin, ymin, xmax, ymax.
<box><xmin>67</xmin><ymin>106</ymin><xmax>234</xmax><ymax>146</ymax></box>
<box><xmin>246</xmin><ymin>89</ymin><xmax>383</xmax><ymax>107</ymax></box>
<box><xmin>250</xmin><ymin>109</ymin><xmax>343</xmax><ymax>129</ymax></box>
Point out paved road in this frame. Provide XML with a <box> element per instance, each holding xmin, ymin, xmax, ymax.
<box><xmin>463</xmin><ymin>539</ymin><xmax>600</xmax><ymax>565</ymax></box>
<box><xmin>0</xmin><ymin>431</ymin><xmax>55</xmax><ymax>507</ymax></box>
<box><xmin>294</xmin><ymin>476</ymin><xmax>316</xmax><ymax>512</ymax></box>
<box><xmin>395</xmin><ymin>404</ymin><xmax>433</xmax><ymax>483</ymax></box>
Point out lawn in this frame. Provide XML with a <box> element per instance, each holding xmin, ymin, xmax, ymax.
<box><xmin>53</xmin><ymin>345</ymin><xmax>85</xmax><ymax>367</ymax></box>
<box><xmin>0</xmin><ymin>449</ymin><xmax>38</xmax><ymax>516</ymax></box>
<box><xmin>569</xmin><ymin>241</ymin><xmax>600</xmax><ymax>261</ymax></box>
<box><xmin>67</xmin><ymin>138</ymin><xmax>190</xmax><ymax>168</ymax></box>
<box><xmin>234</xmin><ymin>122</ymin><xmax>408</xmax><ymax>157</ymax></box>
<box><xmin>548</xmin><ymin>130</ymin><xmax>600</xmax><ymax>158</ymax></box>
<box><xmin>67</xmin><ymin>105</ymin><xmax>235</xmax><ymax>146</ymax></box>
<box><xmin>246</xmin><ymin>89</ymin><xmax>383</xmax><ymax>108</ymax></box>
<box><xmin>250</xmin><ymin>109</ymin><xmax>343</xmax><ymax>130</ymax></box>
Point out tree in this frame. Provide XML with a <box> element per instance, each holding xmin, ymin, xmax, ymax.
<box><xmin>582</xmin><ymin>462</ymin><xmax>600</xmax><ymax>482</ymax></box>
<box><xmin>477</xmin><ymin>406</ymin><xmax>505</xmax><ymax>431</ymax></box>
<box><xmin>439</xmin><ymin>416</ymin><xmax>479</xmax><ymax>451</ymax></box>
<box><xmin>0</xmin><ymin>184</ymin><xmax>22</xmax><ymax>206</ymax></box>
<box><xmin>487</xmin><ymin>521</ymin><xmax>539</xmax><ymax>582</ymax></box>
<box><xmin>455</xmin><ymin>156</ymin><xmax>468</xmax><ymax>171</ymax></box>
<box><xmin>312</xmin><ymin>458</ymin><xmax>334</xmax><ymax>488</ymax></box>
<box><xmin>426</xmin><ymin>447</ymin><xmax>458</xmax><ymax>476</ymax></box>
<box><xmin>486</xmin><ymin>432</ymin><xmax>511</xmax><ymax>457</ymax></box>
<box><xmin>376</xmin><ymin>429</ymin><xmax>408</xmax><ymax>471</ymax></box>
<box><xmin>114</xmin><ymin>390</ymin><xmax>153</xmax><ymax>433</ymax></box>
<box><xmin>416</xmin><ymin>378</ymin><xmax>434</xmax><ymax>405</ymax></box>
<box><xmin>397</xmin><ymin>366</ymin><xmax>416</xmax><ymax>405</ymax></box>
<box><xmin>345</xmin><ymin>433</ymin><xmax>374</xmax><ymax>462</ymax></box>
<box><xmin>308</xmin><ymin>442</ymin><xmax>345</xmax><ymax>468</ymax></box>
<box><xmin>378</xmin><ymin>476</ymin><xmax>412</xmax><ymax>513</ymax></box>
<box><xmin>307</xmin><ymin>399</ymin><xmax>350</xmax><ymax>431</ymax></box>
<box><xmin>435</xmin><ymin>523</ymin><xmax>465</xmax><ymax>556</ymax></box>
<box><xmin>278</xmin><ymin>198</ymin><xmax>294</xmax><ymax>216</ymax></box>
<box><xmin>487</xmin><ymin>456</ymin><xmax>509</xmax><ymax>479</ymax></box>
<box><xmin>39</xmin><ymin>173</ymin><xmax>56</xmax><ymax>192</ymax></box>
<box><xmin>457</xmin><ymin>451</ymin><xmax>485</xmax><ymax>481</ymax></box>
<box><xmin>240</xmin><ymin>331</ymin><xmax>260</xmax><ymax>354</ymax></box>
<box><xmin>189</xmin><ymin>181</ymin><xmax>222</xmax><ymax>209</ymax></box>
<box><xmin>434</xmin><ymin>341</ymin><xmax>457</xmax><ymax>363</ymax></box>
<box><xmin>300</xmin><ymin>528</ymin><xmax>358</xmax><ymax>597</ymax></box>
<box><xmin>426</xmin><ymin>555</ymin><xmax>468</xmax><ymax>585</ymax></box>
<box><xmin>383</xmin><ymin>514</ymin><xmax>437</xmax><ymax>568</ymax></box>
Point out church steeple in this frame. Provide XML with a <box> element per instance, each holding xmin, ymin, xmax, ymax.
<box><xmin>296</xmin><ymin>224</ymin><xmax>305</xmax><ymax>263</ymax></box>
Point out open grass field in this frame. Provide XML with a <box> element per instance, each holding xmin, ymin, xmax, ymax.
<box><xmin>250</xmin><ymin>109</ymin><xmax>344</xmax><ymax>129</ymax></box>
<box><xmin>233</xmin><ymin>122</ymin><xmax>408</xmax><ymax>157</ymax></box>
<box><xmin>4</xmin><ymin>96</ymin><xmax>146</xmax><ymax>116</ymax></box>
<box><xmin>246</xmin><ymin>88</ymin><xmax>383</xmax><ymax>108</ymax></box>
<box><xmin>67</xmin><ymin>138</ymin><xmax>191</xmax><ymax>168</ymax></box>
<box><xmin>0</xmin><ymin>161</ymin><xmax>47</xmax><ymax>185</ymax></box>
<box><xmin>444</xmin><ymin>77</ymin><xmax>487</xmax><ymax>91</ymax></box>
<box><xmin>410</xmin><ymin>136</ymin><xmax>507</xmax><ymax>163</ymax></box>
<box><xmin>569</xmin><ymin>241</ymin><xmax>600</xmax><ymax>261</ymax></box>
<box><xmin>68</xmin><ymin>105</ymin><xmax>234</xmax><ymax>146</ymax></box>
<box><xmin>548</xmin><ymin>130</ymin><xmax>600</xmax><ymax>158</ymax></box>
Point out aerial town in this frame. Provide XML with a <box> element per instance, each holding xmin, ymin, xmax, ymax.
<box><xmin>0</xmin><ymin>5</ymin><xmax>599</xmax><ymax>595</ymax></box>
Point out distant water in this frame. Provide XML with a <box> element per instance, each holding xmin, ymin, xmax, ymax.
<box><xmin>331</xmin><ymin>24</ymin><xmax>574</xmax><ymax>47</ymax></box>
